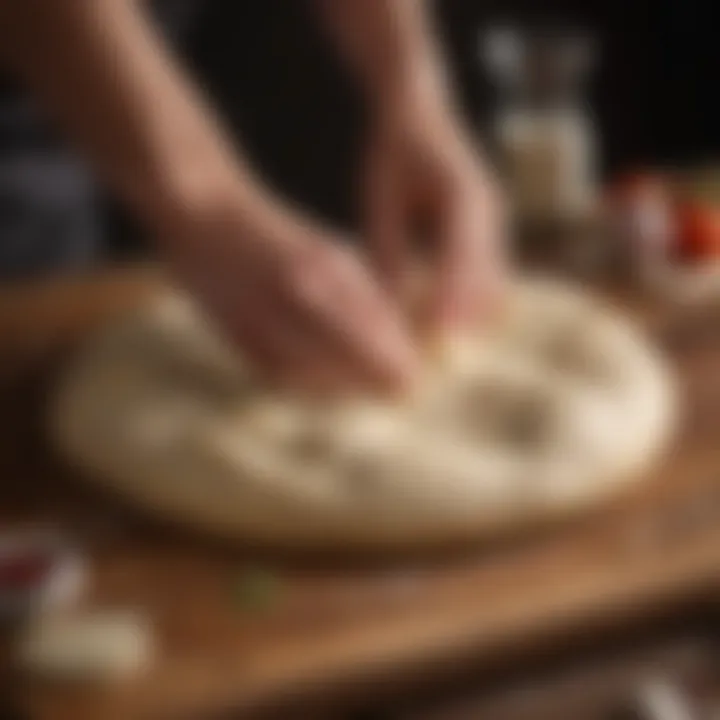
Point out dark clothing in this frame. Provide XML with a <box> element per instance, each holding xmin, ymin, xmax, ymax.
<box><xmin>0</xmin><ymin>1</ymin><xmax>199</xmax><ymax>278</ymax></box>
<box><xmin>0</xmin><ymin>92</ymin><xmax>99</xmax><ymax>279</ymax></box>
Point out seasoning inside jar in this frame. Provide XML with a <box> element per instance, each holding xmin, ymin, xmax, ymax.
<box><xmin>483</xmin><ymin>27</ymin><xmax>599</xmax><ymax>230</ymax></box>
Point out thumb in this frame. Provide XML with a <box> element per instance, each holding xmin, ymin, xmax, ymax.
<box><xmin>363</xmin><ymin>145</ymin><xmax>410</xmax><ymax>298</ymax></box>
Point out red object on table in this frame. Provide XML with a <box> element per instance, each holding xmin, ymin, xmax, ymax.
<box><xmin>0</xmin><ymin>551</ymin><xmax>54</xmax><ymax>591</ymax></box>
<box><xmin>0</xmin><ymin>533</ymin><xmax>85</xmax><ymax>621</ymax></box>
<box><xmin>676</xmin><ymin>201</ymin><xmax>720</xmax><ymax>261</ymax></box>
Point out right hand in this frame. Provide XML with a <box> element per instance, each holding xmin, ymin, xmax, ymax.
<box><xmin>158</xmin><ymin>183</ymin><xmax>419</xmax><ymax>394</ymax></box>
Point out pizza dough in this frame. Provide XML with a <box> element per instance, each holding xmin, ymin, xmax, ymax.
<box><xmin>49</xmin><ymin>277</ymin><xmax>677</xmax><ymax>551</ymax></box>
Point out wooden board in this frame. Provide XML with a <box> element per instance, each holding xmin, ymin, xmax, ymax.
<box><xmin>410</xmin><ymin>620</ymin><xmax>720</xmax><ymax>720</ymax></box>
<box><xmin>1</xmin><ymin>268</ymin><xmax>720</xmax><ymax>720</ymax></box>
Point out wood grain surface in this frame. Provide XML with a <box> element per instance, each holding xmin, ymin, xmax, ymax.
<box><xmin>1</xmin><ymin>268</ymin><xmax>719</xmax><ymax>720</ymax></box>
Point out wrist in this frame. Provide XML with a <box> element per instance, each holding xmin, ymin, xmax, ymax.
<box><xmin>134</xmin><ymin>160</ymin><xmax>263</xmax><ymax>241</ymax></box>
<box><xmin>144</xmin><ymin>160</ymin><xmax>309</xmax><ymax>272</ymax></box>
<box><xmin>368</xmin><ymin>57</ymin><xmax>451</xmax><ymax>114</ymax></box>
<box><xmin>320</xmin><ymin>0</ymin><xmax>451</xmax><ymax>111</ymax></box>
<box><xmin>370</xmin><ymin>65</ymin><xmax>463</xmax><ymax>143</ymax></box>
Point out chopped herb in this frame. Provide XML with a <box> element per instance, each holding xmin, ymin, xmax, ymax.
<box><xmin>233</xmin><ymin>566</ymin><xmax>282</xmax><ymax>611</ymax></box>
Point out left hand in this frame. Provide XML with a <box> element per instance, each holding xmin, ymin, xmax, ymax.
<box><xmin>362</xmin><ymin>86</ymin><xmax>507</xmax><ymax>334</ymax></box>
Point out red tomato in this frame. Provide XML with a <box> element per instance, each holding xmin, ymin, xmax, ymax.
<box><xmin>677</xmin><ymin>201</ymin><xmax>720</xmax><ymax>261</ymax></box>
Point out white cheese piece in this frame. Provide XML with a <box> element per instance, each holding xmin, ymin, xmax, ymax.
<box><xmin>18</xmin><ymin>610</ymin><xmax>153</xmax><ymax>682</ymax></box>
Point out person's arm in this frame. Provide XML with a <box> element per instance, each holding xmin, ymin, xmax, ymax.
<box><xmin>317</xmin><ymin>0</ymin><xmax>506</xmax><ymax>332</ymax></box>
<box><xmin>0</xmin><ymin>0</ymin><xmax>416</xmax><ymax>392</ymax></box>
<box><xmin>315</xmin><ymin>0</ymin><xmax>450</xmax><ymax>106</ymax></box>
<box><xmin>0</xmin><ymin>0</ymin><xmax>257</xmax><ymax>236</ymax></box>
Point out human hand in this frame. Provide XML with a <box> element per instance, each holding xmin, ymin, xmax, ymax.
<box><xmin>159</xmin><ymin>184</ymin><xmax>418</xmax><ymax>394</ymax></box>
<box><xmin>363</xmin><ymin>86</ymin><xmax>507</xmax><ymax>334</ymax></box>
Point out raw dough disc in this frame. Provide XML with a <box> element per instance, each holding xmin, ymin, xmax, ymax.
<box><xmin>49</xmin><ymin>276</ymin><xmax>677</xmax><ymax>550</ymax></box>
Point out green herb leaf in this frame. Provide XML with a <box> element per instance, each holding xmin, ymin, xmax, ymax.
<box><xmin>233</xmin><ymin>566</ymin><xmax>282</xmax><ymax>612</ymax></box>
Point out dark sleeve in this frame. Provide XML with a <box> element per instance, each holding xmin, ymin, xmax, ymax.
<box><xmin>0</xmin><ymin>149</ymin><xmax>100</xmax><ymax>279</ymax></box>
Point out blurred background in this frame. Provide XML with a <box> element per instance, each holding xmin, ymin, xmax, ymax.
<box><xmin>0</xmin><ymin>0</ymin><xmax>718</xmax><ymax>274</ymax></box>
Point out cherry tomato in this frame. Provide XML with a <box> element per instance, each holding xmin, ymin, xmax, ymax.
<box><xmin>676</xmin><ymin>201</ymin><xmax>720</xmax><ymax>261</ymax></box>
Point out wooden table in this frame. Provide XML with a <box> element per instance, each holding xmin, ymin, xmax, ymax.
<box><xmin>1</xmin><ymin>269</ymin><xmax>719</xmax><ymax>720</ymax></box>
<box><xmin>404</xmin><ymin>613</ymin><xmax>720</xmax><ymax>720</ymax></box>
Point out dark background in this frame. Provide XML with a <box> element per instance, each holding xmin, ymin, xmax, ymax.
<box><xmin>0</xmin><ymin>0</ymin><xmax>718</xmax><ymax>272</ymax></box>
<box><xmin>184</xmin><ymin>0</ymin><xmax>719</xmax><ymax>229</ymax></box>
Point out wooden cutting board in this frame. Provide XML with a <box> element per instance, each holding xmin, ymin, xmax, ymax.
<box><xmin>1</xmin><ymin>268</ymin><xmax>719</xmax><ymax>720</ymax></box>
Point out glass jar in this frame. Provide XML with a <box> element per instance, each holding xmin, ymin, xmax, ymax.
<box><xmin>482</xmin><ymin>27</ymin><xmax>602</xmax><ymax>272</ymax></box>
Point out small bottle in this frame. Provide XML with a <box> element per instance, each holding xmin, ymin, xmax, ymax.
<box><xmin>482</xmin><ymin>27</ymin><xmax>601</xmax><ymax>271</ymax></box>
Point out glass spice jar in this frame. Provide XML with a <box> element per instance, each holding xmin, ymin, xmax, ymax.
<box><xmin>482</xmin><ymin>26</ymin><xmax>603</xmax><ymax>275</ymax></box>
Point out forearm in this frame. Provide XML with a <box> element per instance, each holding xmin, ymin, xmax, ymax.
<box><xmin>315</xmin><ymin>0</ymin><xmax>450</xmax><ymax>103</ymax></box>
<box><xmin>0</xmin><ymin>0</ymin><xmax>261</xmax><ymax>239</ymax></box>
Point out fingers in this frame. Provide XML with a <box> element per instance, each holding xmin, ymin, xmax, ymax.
<box><xmin>179</xmin><ymin>190</ymin><xmax>420</xmax><ymax>395</ymax></box>
<box><xmin>429</xmin><ymin>183</ymin><xmax>507</xmax><ymax>333</ymax></box>
<box><xmin>326</xmin><ymin>263</ymin><xmax>420</xmax><ymax>393</ymax></box>
<box><xmin>363</xmin><ymin>145</ymin><xmax>409</xmax><ymax>297</ymax></box>
<box><xmin>225</xmin><ymin>298</ymin><xmax>362</xmax><ymax>395</ymax></box>
<box><xmin>224</xmin><ymin>243</ymin><xmax>418</xmax><ymax>395</ymax></box>
<box><xmin>282</xmin><ymin>245</ymin><xmax>419</xmax><ymax>394</ymax></box>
